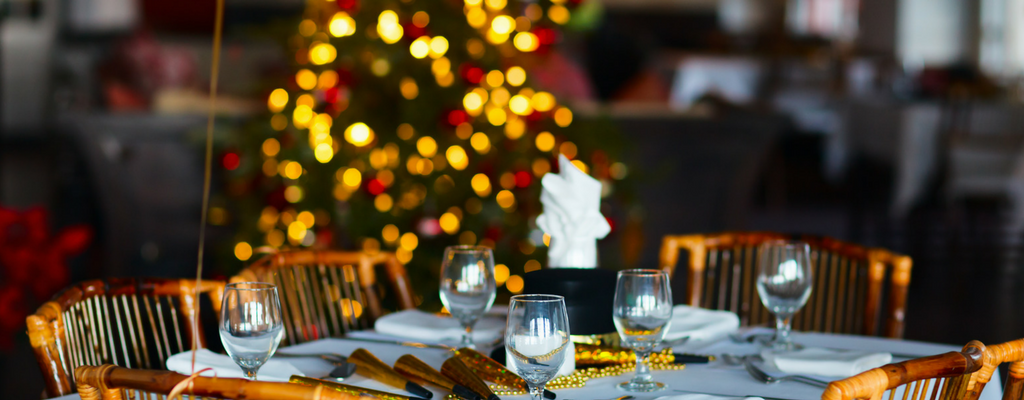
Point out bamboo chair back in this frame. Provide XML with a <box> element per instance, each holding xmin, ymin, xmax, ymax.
<box><xmin>75</xmin><ymin>364</ymin><xmax>362</xmax><ymax>400</ymax></box>
<box><xmin>231</xmin><ymin>250</ymin><xmax>415</xmax><ymax>346</ymax></box>
<box><xmin>660</xmin><ymin>232</ymin><xmax>913</xmax><ymax>338</ymax></box>
<box><xmin>965</xmin><ymin>338</ymin><xmax>1024</xmax><ymax>400</ymax></box>
<box><xmin>27</xmin><ymin>278</ymin><xmax>226</xmax><ymax>398</ymax></box>
<box><xmin>822</xmin><ymin>341</ymin><xmax>986</xmax><ymax>400</ymax></box>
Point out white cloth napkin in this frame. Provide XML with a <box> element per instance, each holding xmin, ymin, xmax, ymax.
<box><xmin>166</xmin><ymin>349</ymin><xmax>303</xmax><ymax>382</ymax></box>
<box><xmin>664</xmin><ymin>305</ymin><xmax>740</xmax><ymax>342</ymax></box>
<box><xmin>536</xmin><ymin>154</ymin><xmax>611</xmax><ymax>268</ymax></box>
<box><xmin>655</xmin><ymin>394</ymin><xmax>764</xmax><ymax>400</ymax></box>
<box><xmin>374</xmin><ymin>309</ymin><xmax>505</xmax><ymax>343</ymax></box>
<box><xmin>762</xmin><ymin>347</ymin><xmax>892</xmax><ymax>377</ymax></box>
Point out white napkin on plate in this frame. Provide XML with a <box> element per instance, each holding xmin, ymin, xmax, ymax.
<box><xmin>655</xmin><ymin>394</ymin><xmax>764</xmax><ymax>400</ymax></box>
<box><xmin>663</xmin><ymin>305</ymin><xmax>740</xmax><ymax>342</ymax></box>
<box><xmin>536</xmin><ymin>154</ymin><xmax>611</xmax><ymax>268</ymax></box>
<box><xmin>374</xmin><ymin>309</ymin><xmax>505</xmax><ymax>343</ymax></box>
<box><xmin>166</xmin><ymin>349</ymin><xmax>303</xmax><ymax>382</ymax></box>
<box><xmin>762</xmin><ymin>347</ymin><xmax>892</xmax><ymax>377</ymax></box>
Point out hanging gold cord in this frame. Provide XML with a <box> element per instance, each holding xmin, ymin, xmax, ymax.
<box><xmin>192</xmin><ymin>0</ymin><xmax>226</xmax><ymax>372</ymax></box>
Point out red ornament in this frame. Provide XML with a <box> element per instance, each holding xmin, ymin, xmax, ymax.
<box><xmin>336</xmin><ymin>0</ymin><xmax>359</xmax><ymax>11</ymax></box>
<box><xmin>324</xmin><ymin>87</ymin><xmax>340</xmax><ymax>103</ymax></box>
<box><xmin>222</xmin><ymin>152</ymin><xmax>240</xmax><ymax>170</ymax></box>
<box><xmin>418</xmin><ymin>218</ymin><xmax>442</xmax><ymax>237</ymax></box>
<box><xmin>534</xmin><ymin>27</ymin><xmax>558</xmax><ymax>45</ymax></box>
<box><xmin>404</xmin><ymin>23</ymin><xmax>428</xmax><ymax>40</ymax></box>
<box><xmin>515</xmin><ymin>171</ymin><xmax>532</xmax><ymax>188</ymax></box>
<box><xmin>367</xmin><ymin>179</ymin><xmax>386</xmax><ymax>195</ymax></box>
<box><xmin>465</xmin><ymin>67</ymin><xmax>484</xmax><ymax>85</ymax></box>
<box><xmin>447</xmin><ymin>110</ymin><xmax>470</xmax><ymax>126</ymax></box>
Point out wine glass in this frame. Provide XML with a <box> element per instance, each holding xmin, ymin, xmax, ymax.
<box><xmin>505</xmin><ymin>294</ymin><xmax>570</xmax><ymax>400</ymax></box>
<box><xmin>439</xmin><ymin>245</ymin><xmax>497</xmax><ymax>348</ymax></box>
<box><xmin>612</xmin><ymin>269</ymin><xmax>673</xmax><ymax>392</ymax></box>
<box><xmin>219</xmin><ymin>282</ymin><xmax>284</xmax><ymax>380</ymax></box>
<box><xmin>756</xmin><ymin>240</ymin><xmax>813</xmax><ymax>351</ymax></box>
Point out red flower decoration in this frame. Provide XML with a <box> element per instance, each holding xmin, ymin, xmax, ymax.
<box><xmin>0</xmin><ymin>206</ymin><xmax>93</xmax><ymax>349</ymax></box>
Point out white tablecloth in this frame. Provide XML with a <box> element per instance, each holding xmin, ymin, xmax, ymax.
<box><xmin>53</xmin><ymin>329</ymin><xmax>1002</xmax><ymax>400</ymax></box>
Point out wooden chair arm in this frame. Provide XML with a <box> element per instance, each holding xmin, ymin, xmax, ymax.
<box><xmin>74</xmin><ymin>365</ymin><xmax>363</xmax><ymax>400</ymax></box>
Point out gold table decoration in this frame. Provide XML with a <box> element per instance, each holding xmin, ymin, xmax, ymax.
<box><xmin>290</xmin><ymin>376</ymin><xmax>425</xmax><ymax>400</ymax></box>
<box><xmin>441</xmin><ymin>357</ymin><xmax>500</xmax><ymax>400</ymax></box>
<box><xmin>574</xmin><ymin>343</ymin><xmax>677</xmax><ymax>366</ymax></box>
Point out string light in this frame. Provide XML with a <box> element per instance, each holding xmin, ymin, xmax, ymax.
<box><xmin>466</xmin><ymin>7</ymin><xmax>487</xmax><ymax>28</ymax></box>
<box><xmin>417</xmin><ymin>136</ymin><xmax>437</xmax><ymax>157</ymax></box>
<box><xmin>467</xmin><ymin>38</ymin><xmax>486</xmax><ymax>58</ymax></box>
<box><xmin>432</xmin><ymin>57</ymin><xmax>451</xmax><ymax>76</ymax></box>
<box><xmin>485</xmin><ymin>70</ymin><xmax>504</xmax><ymax>87</ymax></box>
<box><xmin>439</xmin><ymin>212</ymin><xmax>460</xmax><ymax>234</ymax></box>
<box><xmin>446</xmin><ymin>145</ymin><xmax>469</xmax><ymax>170</ymax></box>
<box><xmin>504</xmin><ymin>117</ymin><xmax>525</xmax><ymax>139</ymax></box>
<box><xmin>513</xmin><ymin>32</ymin><xmax>539</xmax><ymax>52</ymax></box>
<box><xmin>494</xmin><ymin>264</ymin><xmax>510</xmax><ymax>285</ymax></box>
<box><xmin>284</xmin><ymin>186</ymin><xmax>304</xmax><ymax>203</ymax></box>
<box><xmin>486</xmin><ymin>107</ymin><xmax>507</xmax><ymax>126</ymax></box>
<box><xmin>342</xmin><ymin>168</ymin><xmax>362</xmax><ymax>188</ymax></box>
<box><xmin>485</xmin><ymin>0</ymin><xmax>507</xmax><ymax>10</ymax></box>
<box><xmin>283</xmin><ymin>161</ymin><xmax>303</xmax><ymax>179</ymax></box>
<box><xmin>410</xmin><ymin>36</ymin><xmax>430</xmax><ymax>59</ymax></box>
<box><xmin>506</xmin><ymin>274</ymin><xmax>524</xmax><ymax>293</ymax></box>
<box><xmin>472</xmin><ymin>173</ymin><xmax>492</xmax><ymax>197</ymax></box>
<box><xmin>299</xmin><ymin>20</ymin><xmax>317</xmax><ymax>37</ymax></box>
<box><xmin>535</xmin><ymin>132</ymin><xmax>555</xmax><ymax>151</ymax></box>
<box><xmin>297</xmin><ymin>211</ymin><xmax>315</xmax><ymax>228</ymax></box>
<box><xmin>572</xmin><ymin>160</ymin><xmax>589</xmax><ymax>174</ymax></box>
<box><xmin>470</xmin><ymin>132</ymin><xmax>491</xmax><ymax>154</ymax></box>
<box><xmin>548</xmin><ymin>5</ymin><xmax>570</xmax><ymax>24</ymax></box>
<box><xmin>397</xmin><ymin>123</ymin><xmax>415</xmax><ymax>140</ymax></box>
<box><xmin>429</xmin><ymin>36</ymin><xmax>449</xmax><ymax>58</ymax></box>
<box><xmin>344</xmin><ymin>122</ymin><xmax>375</xmax><ymax>146</ymax></box>
<box><xmin>610</xmin><ymin>162</ymin><xmax>629</xmax><ymax>180</ymax></box>
<box><xmin>234</xmin><ymin>242</ymin><xmax>253</xmax><ymax>261</ymax></box>
<box><xmin>560</xmin><ymin>141</ymin><xmax>578</xmax><ymax>159</ymax></box>
<box><xmin>554</xmin><ymin>107</ymin><xmax>573</xmax><ymax>127</ymax></box>
<box><xmin>271</xmin><ymin>114</ymin><xmax>288</xmax><ymax>131</ymax></box>
<box><xmin>531</xmin><ymin>91</ymin><xmax>556</xmax><ymax>112</ymax></box>
<box><xmin>400</xmin><ymin>232</ymin><xmax>419</xmax><ymax>250</ymax></box>
<box><xmin>371</xmin><ymin>58</ymin><xmax>391</xmax><ymax>76</ymax></box>
<box><xmin>506</xmin><ymin>66</ymin><xmax>526</xmax><ymax>86</ymax></box>
<box><xmin>456</xmin><ymin>122</ymin><xmax>474</xmax><ymax>140</ymax></box>
<box><xmin>486</xmin><ymin>30</ymin><xmax>509</xmax><ymax>44</ymax></box>
<box><xmin>509</xmin><ymin>95</ymin><xmax>533</xmax><ymax>115</ymax></box>
<box><xmin>309</xmin><ymin>43</ymin><xmax>337</xmax><ymax>65</ymax></box>
<box><xmin>268</xmin><ymin>88</ymin><xmax>288</xmax><ymax>112</ymax></box>
<box><xmin>288</xmin><ymin>221</ymin><xmax>307</xmax><ymax>242</ymax></box>
<box><xmin>262</xmin><ymin>138</ymin><xmax>281</xmax><ymax>157</ymax></box>
<box><xmin>496</xmin><ymin>190</ymin><xmax>515</xmax><ymax>209</ymax></box>
<box><xmin>382</xmin><ymin>224</ymin><xmax>400</xmax><ymax>243</ymax></box>
<box><xmin>525</xmin><ymin>4</ymin><xmax>543</xmax><ymax>21</ymax></box>
<box><xmin>491</xmin><ymin>15</ymin><xmax>515</xmax><ymax>35</ymax></box>
<box><xmin>375</xmin><ymin>194</ymin><xmax>394</xmax><ymax>212</ymax></box>
<box><xmin>378</xmin><ymin>10</ymin><xmax>404</xmax><ymax>44</ymax></box>
<box><xmin>524</xmin><ymin>260</ymin><xmax>541</xmax><ymax>272</ymax></box>
<box><xmin>400</xmin><ymin>77</ymin><xmax>419</xmax><ymax>99</ymax></box>
<box><xmin>490</xmin><ymin>87</ymin><xmax>510</xmax><ymax>106</ymax></box>
<box><xmin>412</xmin><ymin>11</ymin><xmax>430</xmax><ymax>28</ymax></box>
<box><xmin>314</xmin><ymin>143</ymin><xmax>334</xmax><ymax>163</ymax></box>
<box><xmin>318</xmin><ymin>70</ymin><xmax>339</xmax><ymax>89</ymax></box>
<box><xmin>296</xmin><ymin>69</ymin><xmax>317</xmax><ymax>90</ymax></box>
<box><xmin>297</xmin><ymin>94</ymin><xmax>315</xmax><ymax>108</ymax></box>
<box><xmin>464</xmin><ymin>92</ymin><xmax>484</xmax><ymax>115</ymax></box>
<box><xmin>329</xmin><ymin>12</ymin><xmax>356</xmax><ymax>37</ymax></box>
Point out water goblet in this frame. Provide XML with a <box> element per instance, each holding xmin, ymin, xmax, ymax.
<box><xmin>506</xmin><ymin>294</ymin><xmax>570</xmax><ymax>400</ymax></box>
<box><xmin>756</xmin><ymin>240</ymin><xmax>813</xmax><ymax>351</ymax></box>
<box><xmin>439</xmin><ymin>245</ymin><xmax>497</xmax><ymax>348</ymax></box>
<box><xmin>613</xmin><ymin>269</ymin><xmax>673</xmax><ymax>392</ymax></box>
<box><xmin>219</xmin><ymin>282</ymin><xmax>284</xmax><ymax>380</ymax></box>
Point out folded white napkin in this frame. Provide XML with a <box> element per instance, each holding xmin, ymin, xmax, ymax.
<box><xmin>762</xmin><ymin>347</ymin><xmax>892</xmax><ymax>377</ymax></box>
<box><xmin>374</xmin><ymin>309</ymin><xmax>505</xmax><ymax>344</ymax></box>
<box><xmin>663</xmin><ymin>305</ymin><xmax>740</xmax><ymax>342</ymax></box>
<box><xmin>166</xmin><ymin>349</ymin><xmax>304</xmax><ymax>382</ymax></box>
<box><xmin>655</xmin><ymin>394</ymin><xmax>764</xmax><ymax>400</ymax></box>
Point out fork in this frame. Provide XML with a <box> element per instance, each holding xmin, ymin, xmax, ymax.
<box><xmin>743</xmin><ymin>358</ymin><xmax>830</xmax><ymax>388</ymax></box>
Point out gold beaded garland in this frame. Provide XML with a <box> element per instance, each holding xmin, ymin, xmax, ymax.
<box><xmin>488</xmin><ymin>362</ymin><xmax>686</xmax><ymax>395</ymax></box>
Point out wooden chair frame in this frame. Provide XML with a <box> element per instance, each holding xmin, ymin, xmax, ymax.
<box><xmin>966</xmin><ymin>338</ymin><xmax>1024</xmax><ymax>400</ymax></box>
<box><xmin>660</xmin><ymin>232</ymin><xmax>913</xmax><ymax>338</ymax></box>
<box><xmin>232</xmin><ymin>250</ymin><xmax>415</xmax><ymax>345</ymax></box>
<box><xmin>823</xmin><ymin>341</ymin><xmax>986</xmax><ymax>400</ymax></box>
<box><xmin>28</xmin><ymin>278</ymin><xmax>225</xmax><ymax>398</ymax></box>
<box><xmin>75</xmin><ymin>364</ymin><xmax>361</xmax><ymax>400</ymax></box>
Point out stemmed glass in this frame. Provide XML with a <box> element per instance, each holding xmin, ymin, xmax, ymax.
<box><xmin>219</xmin><ymin>282</ymin><xmax>284</xmax><ymax>380</ymax></box>
<box><xmin>613</xmin><ymin>269</ymin><xmax>673</xmax><ymax>392</ymax></box>
<box><xmin>439</xmin><ymin>245</ymin><xmax>497</xmax><ymax>348</ymax></box>
<box><xmin>756</xmin><ymin>240</ymin><xmax>813</xmax><ymax>351</ymax></box>
<box><xmin>505</xmin><ymin>294</ymin><xmax>570</xmax><ymax>400</ymax></box>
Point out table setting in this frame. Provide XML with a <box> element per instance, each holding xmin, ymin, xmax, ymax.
<box><xmin>53</xmin><ymin>237</ymin><xmax>1002</xmax><ymax>400</ymax></box>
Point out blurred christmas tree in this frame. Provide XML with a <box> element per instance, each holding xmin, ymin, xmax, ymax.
<box><xmin>214</xmin><ymin>0</ymin><xmax>631</xmax><ymax>307</ymax></box>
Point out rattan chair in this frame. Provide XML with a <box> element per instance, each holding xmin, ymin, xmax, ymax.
<box><xmin>822</xmin><ymin>341</ymin><xmax>985</xmax><ymax>400</ymax></box>
<box><xmin>231</xmin><ymin>250</ymin><xmax>415</xmax><ymax>346</ymax></box>
<box><xmin>27</xmin><ymin>278</ymin><xmax>226</xmax><ymax>398</ymax></box>
<box><xmin>965</xmin><ymin>338</ymin><xmax>1024</xmax><ymax>400</ymax></box>
<box><xmin>660</xmin><ymin>232</ymin><xmax>913</xmax><ymax>338</ymax></box>
<box><xmin>75</xmin><ymin>364</ymin><xmax>361</xmax><ymax>400</ymax></box>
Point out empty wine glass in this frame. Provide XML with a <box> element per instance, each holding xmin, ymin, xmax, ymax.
<box><xmin>219</xmin><ymin>282</ymin><xmax>284</xmax><ymax>380</ymax></box>
<box><xmin>506</xmin><ymin>294</ymin><xmax>570</xmax><ymax>400</ymax></box>
<box><xmin>756</xmin><ymin>240</ymin><xmax>813</xmax><ymax>351</ymax></box>
<box><xmin>613</xmin><ymin>269</ymin><xmax>673</xmax><ymax>392</ymax></box>
<box><xmin>439</xmin><ymin>245</ymin><xmax>497</xmax><ymax>348</ymax></box>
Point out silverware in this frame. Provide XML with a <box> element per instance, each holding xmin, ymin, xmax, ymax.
<box><xmin>719</xmin><ymin>353</ymin><xmax>754</xmax><ymax>366</ymax></box>
<box><xmin>674</xmin><ymin>389</ymin><xmax>796</xmax><ymax>400</ymax></box>
<box><xmin>743</xmin><ymin>358</ymin><xmax>830</xmax><ymax>388</ymax></box>
<box><xmin>660</xmin><ymin>336</ymin><xmax>691</xmax><ymax>348</ymax></box>
<box><xmin>275</xmin><ymin>352</ymin><xmax>357</xmax><ymax>379</ymax></box>
<box><xmin>341</xmin><ymin>336</ymin><xmax>456</xmax><ymax>351</ymax></box>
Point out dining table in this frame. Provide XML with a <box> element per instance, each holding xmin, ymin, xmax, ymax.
<box><xmin>52</xmin><ymin>326</ymin><xmax>1002</xmax><ymax>400</ymax></box>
